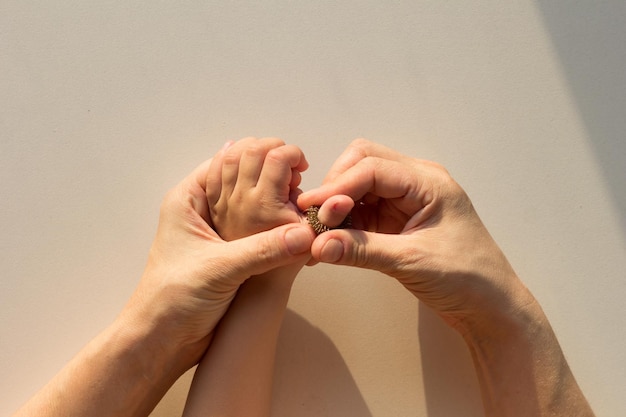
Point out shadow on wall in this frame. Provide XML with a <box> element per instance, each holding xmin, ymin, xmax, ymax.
<box><xmin>150</xmin><ymin>309</ymin><xmax>371</xmax><ymax>417</ymax></box>
<box><xmin>149</xmin><ymin>367</ymin><xmax>195</xmax><ymax>416</ymax></box>
<box><xmin>536</xmin><ymin>1</ymin><xmax>626</xmax><ymax>236</ymax></box>
<box><xmin>151</xmin><ymin>304</ymin><xmax>500</xmax><ymax>416</ymax></box>
<box><xmin>271</xmin><ymin>309</ymin><xmax>372</xmax><ymax>417</ymax></box>
<box><xmin>418</xmin><ymin>304</ymin><xmax>484</xmax><ymax>417</ymax></box>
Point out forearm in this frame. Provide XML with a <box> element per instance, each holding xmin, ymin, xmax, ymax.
<box><xmin>182</xmin><ymin>264</ymin><xmax>301</xmax><ymax>417</ymax></box>
<box><xmin>14</xmin><ymin>314</ymin><xmax>191</xmax><ymax>417</ymax></box>
<box><xmin>462</xmin><ymin>289</ymin><xmax>595</xmax><ymax>417</ymax></box>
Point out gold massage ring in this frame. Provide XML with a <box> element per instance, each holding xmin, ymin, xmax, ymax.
<box><xmin>305</xmin><ymin>205</ymin><xmax>352</xmax><ymax>235</ymax></box>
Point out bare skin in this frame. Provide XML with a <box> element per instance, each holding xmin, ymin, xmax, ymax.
<box><xmin>183</xmin><ymin>137</ymin><xmax>351</xmax><ymax>417</ymax></box>
<box><xmin>13</xmin><ymin>151</ymin><xmax>316</xmax><ymax>417</ymax></box>
<box><xmin>298</xmin><ymin>138</ymin><xmax>595</xmax><ymax>417</ymax></box>
<box><xmin>13</xmin><ymin>137</ymin><xmax>595</xmax><ymax>417</ymax></box>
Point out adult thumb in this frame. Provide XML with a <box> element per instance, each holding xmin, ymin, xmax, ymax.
<box><xmin>223</xmin><ymin>224</ymin><xmax>316</xmax><ymax>278</ymax></box>
<box><xmin>311</xmin><ymin>229</ymin><xmax>411</xmax><ymax>277</ymax></box>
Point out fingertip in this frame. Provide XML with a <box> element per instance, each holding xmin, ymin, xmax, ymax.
<box><xmin>317</xmin><ymin>195</ymin><xmax>354</xmax><ymax>227</ymax></box>
<box><xmin>296</xmin><ymin>190</ymin><xmax>314</xmax><ymax>210</ymax></box>
<box><xmin>233</xmin><ymin>224</ymin><xmax>315</xmax><ymax>277</ymax></box>
<box><xmin>319</xmin><ymin>238</ymin><xmax>344</xmax><ymax>263</ymax></box>
<box><xmin>284</xmin><ymin>225</ymin><xmax>315</xmax><ymax>255</ymax></box>
<box><xmin>311</xmin><ymin>231</ymin><xmax>345</xmax><ymax>264</ymax></box>
<box><xmin>298</xmin><ymin>152</ymin><xmax>309</xmax><ymax>172</ymax></box>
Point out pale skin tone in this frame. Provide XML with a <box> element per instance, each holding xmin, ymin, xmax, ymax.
<box><xmin>13</xmin><ymin>137</ymin><xmax>594</xmax><ymax>417</ymax></box>
<box><xmin>182</xmin><ymin>137</ymin><xmax>351</xmax><ymax>417</ymax></box>
<box><xmin>12</xmin><ymin>144</ymin><xmax>318</xmax><ymax>417</ymax></box>
<box><xmin>298</xmin><ymin>138</ymin><xmax>596</xmax><ymax>417</ymax></box>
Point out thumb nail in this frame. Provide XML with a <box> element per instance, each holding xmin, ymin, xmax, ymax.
<box><xmin>320</xmin><ymin>238</ymin><xmax>344</xmax><ymax>263</ymax></box>
<box><xmin>285</xmin><ymin>227</ymin><xmax>312</xmax><ymax>255</ymax></box>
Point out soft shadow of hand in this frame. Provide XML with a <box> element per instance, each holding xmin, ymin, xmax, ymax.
<box><xmin>271</xmin><ymin>310</ymin><xmax>373</xmax><ymax>417</ymax></box>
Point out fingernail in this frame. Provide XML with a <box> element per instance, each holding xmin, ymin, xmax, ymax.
<box><xmin>221</xmin><ymin>140</ymin><xmax>234</xmax><ymax>151</ymax></box>
<box><xmin>320</xmin><ymin>238</ymin><xmax>344</xmax><ymax>263</ymax></box>
<box><xmin>285</xmin><ymin>227</ymin><xmax>313</xmax><ymax>255</ymax></box>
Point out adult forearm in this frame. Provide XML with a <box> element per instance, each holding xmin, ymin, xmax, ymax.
<box><xmin>462</xmin><ymin>294</ymin><xmax>595</xmax><ymax>417</ymax></box>
<box><xmin>13</xmin><ymin>315</ymin><xmax>190</xmax><ymax>417</ymax></box>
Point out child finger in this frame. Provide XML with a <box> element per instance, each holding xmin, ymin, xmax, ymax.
<box><xmin>221</xmin><ymin>137</ymin><xmax>257</xmax><ymax>199</ymax></box>
<box><xmin>206</xmin><ymin>140</ymin><xmax>234</xmax><ymax>206</ymax></box>
<box><xmin>290</xmin><ymin>169</ymin><xmax>302</xmax><ymax>189</ymax></box>
<box><xmin>257</xmin><ymin>145</ymin><xmax>306</xmax><ymax>195</ymax></box>
<box><xmin>237</xmin><ymin>137</ymin><xmax>285</xmax><ymax>189</ymax></box>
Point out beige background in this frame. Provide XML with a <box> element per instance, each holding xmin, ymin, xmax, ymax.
<box><xmin>2</xmin><ymin>1</ymin><xmax>624</xmax><ymax>416</ymax></box>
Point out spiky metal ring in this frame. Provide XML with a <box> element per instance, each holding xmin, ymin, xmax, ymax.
<box><xmin>305</xmin><ymin>205</ymin><xmax>352</xmax><ymax>235</ymax></box>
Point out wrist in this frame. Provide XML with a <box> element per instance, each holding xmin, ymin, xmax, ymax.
<box><xmin>252</xmin><ymin>262</ymin><xmax>305</xmax><ymax>287</ymax></box>
<box><xmin>111</xmin><ymin>312</ymin><xmax>201</xmax><ymax>379</ymax></box>
<box><xmin>454</xmin><ymin>278</ymin><xmax>540</xmax><ymax>343</ymax></box>
<box><xmin>458</xmin><ymin>291</ymin><xmax>546</xmax><ymax>359</ymax></box>
<box><xmin>116</xmin><ymin>296</ymin><xmax>209</xmax><ymax>373</ymax></box>
<box><xmin>14</xmin><ymin>310</ymin><xmax>199</xmax><ymax>417</ymax></box>
<box><xmin>458</xmin><ymin>288</ymin><xmax>595</xmax><ymax>416</ymax></box>
<box><xmin>91</xmin><ymin>317</ymin><xmax>199</xmax><ymax>415</ymax></box>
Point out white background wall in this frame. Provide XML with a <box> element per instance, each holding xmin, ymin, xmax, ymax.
<box><xmin>2</xmin><ymin>1</ymin><xmax>624</xmax><ymax>416</ymax></box>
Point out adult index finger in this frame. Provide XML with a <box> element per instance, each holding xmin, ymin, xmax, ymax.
<box><xmin>322</xmin><ymin>139</ymin><xmax>411</xmax><ymax>185</ymax></box>
<box><xmin>298</xmin><ymin>156</ymin><xmax>426</xmax><ymax>213</ymax></box>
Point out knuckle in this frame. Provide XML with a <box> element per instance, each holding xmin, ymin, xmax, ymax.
<box><xmin>255</xmin><ymin>234</ymin><xmax>283</xmax><ymax>264</ymax></box>
<box><xmin>243</xmin><ymin>142</ymin><xmax>266</xmax><ymax>158</ymax></box>
<box><xmin>363</xmin><ymin>155</ymin><xmax>381</xmax><ymax>169</ymax></box>
<box><xmin>223</xmin><ymin>148</ymin><xmax>240</xmax><ymax>165</ymax></box>
<box><xmin>260</xmin><ymin>137</ymin><xmax>286</xmax><ymax>148</ymax></box>
<box><xmin>350</xmin><ymin>138</ymin><xmax>371</xmax><ymax>149</ymax></box>
<box><xmin>348</xmin><ymin>139</ymin><xmax>370</xmax><ymax>158</ymax></box>
<box><xmin>429</xmin><ymin>169</ymin><xmax>472</xmax><ymax>213</ymax></box>
<box><xmin>352</xmin><ymin>241</ymin><xmax>369</xmax><ymax>268</ymax></box>
<box><xmin>425</xmin><ymin>159</ymin><xmax>449</xmax><ymax>174</ymax></box>
<box><xmin>160</xmin><ymin>186</ymin><xmax>181</xmax><ymax>214</ymax></box>
<box><xmin>265</xmin><ymin>146</ymin><xmax>285</xmax><ymax>163</ymax></box>
<box><xmin>356</xmin><ymin>156</ymin><xmax>380</xmax><ymax>179</ymax></box>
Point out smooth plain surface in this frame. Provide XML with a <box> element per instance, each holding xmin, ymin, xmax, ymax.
<box><xmin>2</xmin><ymin>1</ymin><xmax>624</xmax><ymax>416</ymax></box>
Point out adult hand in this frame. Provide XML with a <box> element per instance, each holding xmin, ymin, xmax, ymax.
<box><xmin>14</xmin><ymin>145</ymin><xmax>317</xmax><ymax>417</ymax></box>
<box><xmin>299</xmin><ymin>139</ymin><xmax>597</xmax><ymax>417</ymax></box>
<box><xmin>121</xmin><ymin>148</ymin><xmax>315</xmax><ymax>368</ymax></box>
<box><xmin>298</xmin><ymin>139</ymin><xmax>532</xmax><ymax>332</ymax></box>
<box><xmin>184</xmin><ymin>137</ymin><xmax>316</xmax><ymax>417</ymax></box>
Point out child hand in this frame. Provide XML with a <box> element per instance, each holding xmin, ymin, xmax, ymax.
<box><xmin>206</xmin><ymin>137</ymin><xmax>309</xmax><ymax>241</ymax></box>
